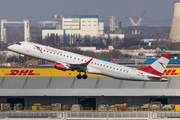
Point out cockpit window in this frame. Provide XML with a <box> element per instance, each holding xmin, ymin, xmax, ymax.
<box><xmin>16</xmin><ymin>42</ymin><xmax>21</xmax><ymax>45</ymax></box>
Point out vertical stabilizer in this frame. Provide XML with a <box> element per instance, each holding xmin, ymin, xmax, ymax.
<box><xmin>138</xmin><ymin>54</ymin><xmax>172</xmax><ymax>77</ymax></box>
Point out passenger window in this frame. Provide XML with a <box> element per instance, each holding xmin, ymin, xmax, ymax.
<box><xmin>60</xmin><ymin>54</ymin><xmax>62</xmax><ymax>56</ymax></box>
<box><xmin>113</xmin><ymin>67</ymin><xmax>115</xmax><ymax>69</ymax></box>
<box><xmin>101</xmin><ymin>64</ymin><xmax>102</xmax><ymax>66</ymax></box>
<box><xmin>110</xmin><ymin>67</ymin><xmax>112</xmax><ymax>69</ymax></box>
<box><xmin>74</xmin><ymin>57</ymin><xmax>76</xmax><ymax>59</ymax></box>
<box><xmin>103</xmin><ymin>65</ymin><xmax>105</xmax><ymax>67</ymax></box>
<box><xmin>81</xmin><ymin>59</ymin><xmax>83</xmax><ymax>61</ymax></box>
<box><xmin>117</xmin><ymin>68</ymin><xmax>118</xmax><ymax>70</ymax></box>
<box><xmin>64</xmin><ymin>55</ymin><xmax>65</xmax><ymax>57</ymax></box>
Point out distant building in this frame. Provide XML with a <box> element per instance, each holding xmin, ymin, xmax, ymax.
<box><xmin>169</xmin><ymin>2</ymin><xmax>180</xmax><ymax>42</ymax></box>
<box><xmin>28</xmin><ymin>60</ymin><xmax>38</xmax><ymax>65</ymax></box>
<box><xmin>110</xmin><ymin>15</ymin><xmax>115</xmax><ymax>31</ymax></box>
<box><xmin>6</xmin><ymin>62</ymin><xmax>20</xmax><ymax>66</ymax></box>
<box><xmin>42</xmin><ymin>15</ymin><xmax>124</xmax><ymax>43</ymax></box>
<box><xmin>121</xmin><ymin>45</ymin><xmax>167</xmax><ymax>57</ymax></box>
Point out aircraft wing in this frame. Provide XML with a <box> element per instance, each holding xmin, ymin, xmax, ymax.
<box><xmin>69</xmin><ymin>58</ymin><xmax>93</xmax><ymax>72</ymax></box>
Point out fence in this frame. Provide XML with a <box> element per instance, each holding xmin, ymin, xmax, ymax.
<box><xmin>0</xmin><ymin>111</ymin><xmax>179</xmax><ymax>119</ymax></box>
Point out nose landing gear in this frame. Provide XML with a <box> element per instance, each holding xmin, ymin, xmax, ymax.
<box><xmin>77</xmin><ymin>72</ymin><xmax>88</xmax><ymax>79</ymax></box>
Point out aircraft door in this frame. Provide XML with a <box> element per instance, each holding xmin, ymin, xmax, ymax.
<box><xmin>26</xmin><ymin>43</ymin><xmax>32</xmax><ymax>52</ymax></box>
<box><xmin>131</xmin><ymin>68</ymin><xmax>136</xmax><ymax>78</ymax></box>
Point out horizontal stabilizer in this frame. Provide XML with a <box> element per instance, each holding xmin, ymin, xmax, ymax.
<box><xmin>112</xmin><ymin>58</ymin><xmax>118</xmax><ymax>63</ymax></box>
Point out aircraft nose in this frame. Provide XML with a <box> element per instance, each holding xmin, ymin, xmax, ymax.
<box><xmin>7</xmin><ymin>45</ymin><xmax>13</xmax><ymax>50</ymax></box>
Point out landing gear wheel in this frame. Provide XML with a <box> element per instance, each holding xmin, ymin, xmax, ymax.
<box><xmin>82</xmin><ymin>74</ymin><xmax>87</xmax><ymax>79</ymax></box>
<box><xmin>77</xmin><ymin>74</ymin><xmax>82</xmax><ymax>79</ymax></box>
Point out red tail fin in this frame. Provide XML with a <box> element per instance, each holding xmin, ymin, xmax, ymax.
<box><xmin>138</xmin><ymin>54</ymin><xmax>171</xmax><ymax>77</ymax></box>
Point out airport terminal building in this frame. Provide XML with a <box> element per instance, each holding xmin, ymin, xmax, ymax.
<box><xmin>0</xmin><ymin>67</ymin><xmax>180</xmax><ymax>109</ymax></box>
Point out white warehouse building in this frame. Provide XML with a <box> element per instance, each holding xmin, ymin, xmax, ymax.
<box><xmin>42</xmin><ymin>15</ymin><xmax>124</xmax><ymax>40</ymax></box>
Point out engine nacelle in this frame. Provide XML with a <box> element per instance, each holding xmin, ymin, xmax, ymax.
<box><xmin>54</xmin><ymin>62</ymin><xmax>69</xmax><ymax>71</ymax></box>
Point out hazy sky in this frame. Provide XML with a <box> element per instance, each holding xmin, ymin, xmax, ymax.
<box><xmin>0</xmin><ymin>0</ymin><xmax>178</xmax><ymax>27</ymax></box>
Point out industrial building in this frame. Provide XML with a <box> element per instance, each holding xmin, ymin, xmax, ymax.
<box><xmin>0</xmin><ymin>67</ymin><xmax>179</xmax><ymax>109</ymax></box>
<box><xmin>110</xmin><ymin>15</ymin><xmax>115</xmax><ymax>31</ymax></box>
<box><xmin>169</xmin><ymin>2</ymin><xmax>180</xmax><ymax>42</ymax></box>
<box><xmin>42</xmin><ymin>15</ymin><xmax>124</xmax><ymax>41</ymax></box>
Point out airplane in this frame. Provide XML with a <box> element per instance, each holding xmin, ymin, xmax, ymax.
<box><xmin>8</xmin><ymin>41</ymin><xmax>172</xmax><ymax>82</ymax></box>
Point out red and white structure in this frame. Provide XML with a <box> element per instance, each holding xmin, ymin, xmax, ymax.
<box><xmin>125</xmin><ymin>10</ymin><xmax>146</xmax><ymax>37</ymax></box>
<box><xmin>38</xmin><ymin>11</ymin><xmax>63</xmax><ymax>29</ymax></box>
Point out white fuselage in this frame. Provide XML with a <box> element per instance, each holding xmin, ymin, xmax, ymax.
<box><xmin>8</xmin><ymin>42</ymin><xmax>157</xmax><ymax>81</ymax></box>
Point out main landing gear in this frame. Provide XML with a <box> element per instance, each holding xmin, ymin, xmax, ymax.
<box><xmin>77</xmin><ymin>72</ymin><xmax>88</xmax><ymax>79</ymax></box>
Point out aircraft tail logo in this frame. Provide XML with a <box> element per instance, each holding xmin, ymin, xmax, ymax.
<box><xmin>138</xmin><ymin>54</ymin><xmax>172</xmax><ymax>77</ymax></box>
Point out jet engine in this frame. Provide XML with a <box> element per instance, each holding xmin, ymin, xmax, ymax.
<box><xmin>54</xmin><ymin>62</ymin><xmax>69</xmax><ymax>71</ymax></box>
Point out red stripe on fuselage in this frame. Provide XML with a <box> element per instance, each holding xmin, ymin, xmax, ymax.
<box><xmin>138</xmin><ymin>66</ymin><xmax>163</xmax><ymax>77</ymax></box>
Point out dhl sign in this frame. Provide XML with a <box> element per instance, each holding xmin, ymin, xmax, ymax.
<box><xmin>0</xmin><ymin>68</ymin><xmax>102</xmax><ymax>77</ymax></box>
<box><xmin>5</xmin><ymin>70</ymin><xmax>40</xmax><ymax>76</ymax></box>
<box><xmin>0</xmin><ymin>68</ymin><xmax>179</xmax><ymax>77</ymax></box>
<box><xmin>163</xmin><ymin>69</ymin><xmax>180</xmax><ymax>76</ymax></box>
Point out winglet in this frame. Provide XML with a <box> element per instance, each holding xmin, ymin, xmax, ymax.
<box><xmin>112</xmin><ymin>58</ymin><xmax>118</xmax><ymax>63</ymax></box>
<box><xmin>83</xmin><ymin>58</ymin><xmax>93</xmax><ymax>65</ymax></box>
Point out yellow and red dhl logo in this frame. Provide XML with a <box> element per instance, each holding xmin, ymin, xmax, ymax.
<box><xmin>2</xmin><ymin>68</ymin><xmax>180</xmax><ymax>77</ymax></box>
<box><xmin>163</xmin><ymin>69</ymin><xmax>180</xmax><ymax>76</ymax></box>
<box><xmin>5</xmin><ymin>70</ymin><xmax>40</xmax><ymax>76</ymax></box>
